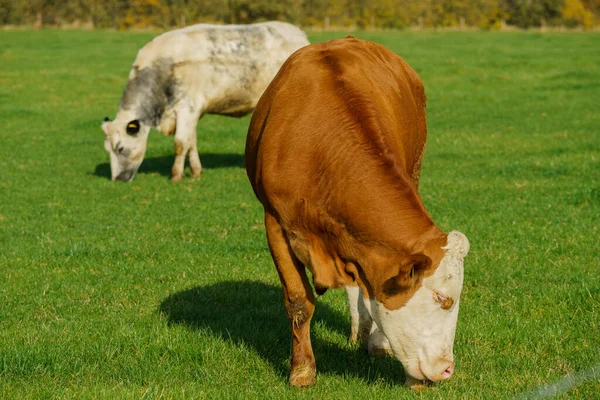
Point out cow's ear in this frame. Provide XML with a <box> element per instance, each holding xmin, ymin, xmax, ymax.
<box><xmin>382</xmin><ymin>253</ymin><xmax>431</xmax><ymax>296</ymax></box>
<box><xmin>395</xmin><ymin>253</ymin><xmax>431</xmax><ymax>289</ymax></box>
<box><xmin>101</xmin><ymin>120</ymin><xmax>110</xmax><ymax>135</ymax></box>
<box><xmin>126</xmin><ymin>120</ymin><xmax>140</xmax><ymax>135</ymax></box>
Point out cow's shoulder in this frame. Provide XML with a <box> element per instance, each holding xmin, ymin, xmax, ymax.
<box><xmin>132</xmin><ymin>25</ymin><xmax>215</xmax><ymax>68</ymax></box>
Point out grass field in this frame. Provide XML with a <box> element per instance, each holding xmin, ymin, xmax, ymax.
<box><xmin>1</xmin><ymin>28</ymin><xmax>599</xmax><ymax>399</ymax></box>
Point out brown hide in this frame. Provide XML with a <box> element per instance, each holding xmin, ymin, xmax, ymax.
<box><xmin>245</xmin><ymin>37</ymin><xmax>448</xmax><ymax>306</ymax></box>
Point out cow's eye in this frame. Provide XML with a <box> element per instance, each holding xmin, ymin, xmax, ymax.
<box><xmin>433</xmin><ymin>290</ymin><xmax>454</xmax><ymax>310</ymax></box>
<box><xmin>126</xmin><ymin>120</ymin><xmax>140</xmax><ymax>135</ymax></box>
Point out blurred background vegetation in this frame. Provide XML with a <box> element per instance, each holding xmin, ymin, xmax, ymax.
<box><xmin>0</xmin><ymin>0</ymin><xmax>598</xmax><ymax>30</ymax></box>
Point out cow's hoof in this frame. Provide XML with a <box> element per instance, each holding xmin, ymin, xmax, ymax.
<box><xmin>190</xmin><ymin>170</ymin><xmax>202</xmax><ymax>179</ymax></box>
<box><xmin>349</xmin><ymin>329</ymin><xmax>370</xmax><ymax>347</ymax></box>
<box><xmin>289</xmin><ymin>365</ymin><xmax>316</xmax><ymax>388</ymax></box>
<box><xmin>171</xmin><ymin>175</ymin><xmax>183</xmax><ymax>183</ymax></box>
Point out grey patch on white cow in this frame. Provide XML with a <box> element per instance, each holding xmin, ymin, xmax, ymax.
<box><xmin>203</xmin><ymin>27</ymin><xmax>265</xmax><ymax>92</ymax></box>
<box><xmin>204</xmin><ymin>26</ymin><xmax>266</xmax><ymax>52</ymax></box>
<box><xmin>119</xmin><ymin>58</ymin><xmax>180</xmax><ymax>126</ymax></box>
<box><xmin>266</xmin><ymin>25</ymin><xmax>282</xmax><ymax>39</ymax></box>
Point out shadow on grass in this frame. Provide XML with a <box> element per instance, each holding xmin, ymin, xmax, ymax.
<box><xmin>94</xmin><ymin>153</ymin><xmax>245</xmax><ymax>179</ymax></box>
<box><xmin>159</xmin><ymin>280</ymin><xmax>405</xmax><ymax>386</ymax></box>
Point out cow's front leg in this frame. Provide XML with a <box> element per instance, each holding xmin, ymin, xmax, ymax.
<box><xmin>187</xmin><ymin>132</ymin><xmax>202</xmax><ymax>179</ymax></box>
<box><xmin>265</xmin><ymin>211</ymin><xmax>316</xmax><ymax>387</ymax></box>
<box><xmin>172</xmin><ymin>106</ymin><xmax>201</xmax><ymax>182</ymax></box>
<box><xmin>345</xmin><ymin>285</ymin><xmax>373</xmax><ymax>346</ymax></box>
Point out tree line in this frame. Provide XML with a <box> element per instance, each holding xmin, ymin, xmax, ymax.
<box><xmin>1</xmin><ymin>0</ymin><xmax>599</xmax><ymax>30</ymax></box>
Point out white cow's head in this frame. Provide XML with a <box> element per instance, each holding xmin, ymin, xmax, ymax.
<box><xmin>101</xmin><ymin>114</ymin><xmax>151</xmax><ymax>182</ymax></box>
<box><xmin>364</xmin><ymin>231</ymin><xmax>469</xmax><ymax>386</ymax></box>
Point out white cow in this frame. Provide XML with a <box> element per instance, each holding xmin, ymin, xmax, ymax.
<box><xmin>102</xmin><ymin>22</ymin><xmax>309</xmax><ymax>182</ymax></box>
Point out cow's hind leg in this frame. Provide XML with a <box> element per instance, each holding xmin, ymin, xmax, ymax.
<box><xmin>346</xmin><ymin>286</ymin><xmax>391</xmax><ymax>356</ymax></box>
<box><xmin>345</xmin><ymin>285</ymin><xmax>372</xmax><ymax>346</ymax></box>
<box><xmin>265</xmin><ymin>211</ymin><xmax>316</xmax><ymax>387</ymax></box>
<box><xmin>172</xmin><ymin>104</ymin><xmax>201</xmax><ymax>182</ymax></box>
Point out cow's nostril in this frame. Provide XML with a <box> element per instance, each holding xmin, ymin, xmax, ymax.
<box><xmin>440</xmin><ymin>363</ymin><xmax>454</xmax><ymax>380</ymax></box>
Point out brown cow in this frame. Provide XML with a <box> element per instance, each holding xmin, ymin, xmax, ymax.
<box><xmin>245</xmin><ymin>37</ymin><xmax>469</xmax><ymax>389</ymax></box>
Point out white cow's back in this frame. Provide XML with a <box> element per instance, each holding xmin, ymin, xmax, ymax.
<box><xmin>132</xmin><ymin>22</ymin><xmax>308</xmax><ymax>70</ymax></box>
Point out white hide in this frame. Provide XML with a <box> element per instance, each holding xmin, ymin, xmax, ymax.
<box><xmin>361</xmin><ymin>231</ymin><xmax>469</xmax><ymax>382</ymax></box>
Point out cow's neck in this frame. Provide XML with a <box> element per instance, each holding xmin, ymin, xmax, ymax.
<box><xmin>118</xmin><ymin>60</ymin><xmax>177</xmax><ymax>127</ymax></box>
<box><xmin>290</xmin><ymin>188</ymin><xmax>447</xmax><ymax>294</ymax></box>
<box><xmin>343</xmin><ymin>177</ymin><xmax>443</xmax><ymax>255</ymax></box>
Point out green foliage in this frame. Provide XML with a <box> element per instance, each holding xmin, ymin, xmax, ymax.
<box><xmin>503</xmin><ymin>0</ymin><xmax>564</xmax><ymax>27</ymax></box>
<box><xmin>563</xmin><ymin>0</ymin><xmax>595</xmax><ymax>27</ymax></box>
<box><xmin>1</xmin><ymin>0</ymin><xmax>600</xmax><ymax>28</ymax></box>
<box><xmin>1</xmin><ymin>29</ymin><xmax>599</xmax><ymax>398</ymax></box>
<box><xmin>225</xmin><ymin>0</ymin><xmax>303</xmax><ymax>24</ymax></box>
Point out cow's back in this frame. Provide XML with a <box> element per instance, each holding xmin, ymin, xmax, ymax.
<box><xmin>134</xmin><ymin>22</ymin><xmax>308</xmax><ymax>70</ymax></box>
<box><xmin>246</xmin><ymin>38</ymin><xmax>429</xmax><ymax>242</ymax></box>
<box><xmin>130</xmin><ymin>22</ymin><xmax>308</xmax><ymax>117</ymax></box>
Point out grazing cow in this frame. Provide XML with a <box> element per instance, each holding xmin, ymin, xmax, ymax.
<box><xmin>102</xmin><ymin>21</ymin><xmax>309</xmax><ymax>182</ymax></box>
<box><xmin>245</xmin><ymin>37</ymin><xmax>470</xmax><ymax>389</ymax></box>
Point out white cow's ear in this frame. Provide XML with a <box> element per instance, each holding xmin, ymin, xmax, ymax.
<box><xmin>101</xmin><ymin>120</ymin><xmax>111</xmax><ymax>135</ymax></box>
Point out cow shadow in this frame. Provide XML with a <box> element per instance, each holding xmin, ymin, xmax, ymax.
<box><xmin>159</xmin><ymin>280</ymin><xmax>405</xmax><ymax>386</ymax></box>
<box><xmin>94</xmin><ymin>152</ymin><xmax>245</xmax><ymax>179</ymax></box>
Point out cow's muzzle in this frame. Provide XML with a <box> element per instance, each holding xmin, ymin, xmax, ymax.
<box><xmin>114</xmin><ymin>169</ymin><xmax>135</xmax><ymax>182</ymax></box>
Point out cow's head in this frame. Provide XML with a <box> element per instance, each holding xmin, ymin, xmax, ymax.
<box><xmin>364</xmin><ymin>231</ymin><xmax>469</xmax><ymax>387</ymax></box>
<box><xmin>101</xmin><ymin>115</ymin><xmax>150</xmax><ymax>182</ymax></box>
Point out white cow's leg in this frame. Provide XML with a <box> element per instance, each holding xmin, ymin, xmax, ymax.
<box><xmin>345</xmin><ymin>285</ymin><xmax>372</xmax><ymax>346</ymax></box>
<box><xmin>172</xmin><ymin>104</ymin><xmax>201</xmax><ymax>182</ymax></box>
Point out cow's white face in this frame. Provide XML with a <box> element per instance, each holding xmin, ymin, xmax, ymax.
<box><xmin>366</xmin><ymin>231</ymin><xmax>469</xmax><ymax>385</ymax></box>
<box><xmin>101</xmin><ymin>117</ymin><xmax>150</xmax><ymax>182</ymax></box>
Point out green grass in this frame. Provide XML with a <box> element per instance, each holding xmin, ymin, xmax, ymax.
<box><xmin>0</xmin><ymin>29</ymin><xmax>599</xmax><ymax>399</ymax></box>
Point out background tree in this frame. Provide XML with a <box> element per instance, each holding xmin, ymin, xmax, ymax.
<box><xmin>563</xmin><ymin>0</ymin><xmax>595</xmax><ymax>26</ymax></box>
<box><xmin>502</xmin><ymin>0</ymin><xmax>564</xmax><ymax>27</ymax></box>
<box><xmin>0</xmin><ymin>0</ymin><xmax>599</xmax><ymax>29</ymax></box>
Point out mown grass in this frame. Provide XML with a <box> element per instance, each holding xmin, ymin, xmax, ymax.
<box><xmin>0</xmin><ymin>29</ymin><xmax>599</xmax><ymax>399</ymax></box>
